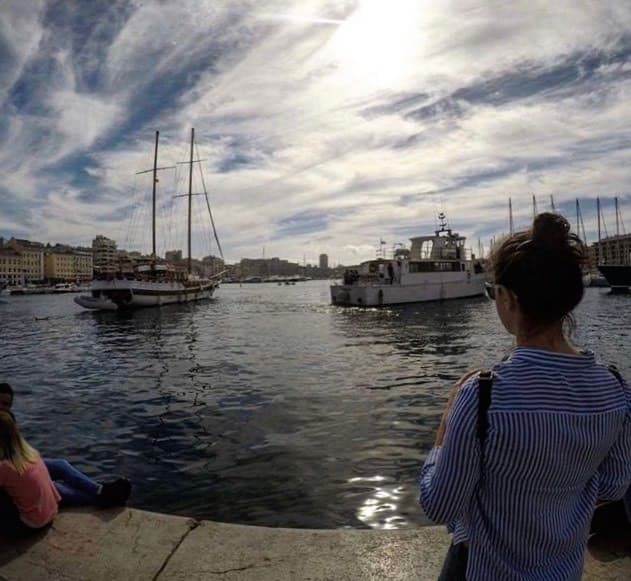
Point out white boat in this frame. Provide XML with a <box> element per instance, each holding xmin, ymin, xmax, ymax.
<box><xmin>330</xmin><ymin>214</ymin><xmax>486</xmax><ymax>307</ymax></box>
<box><xmin>75</xmin><ymin>129</ymin><xmax>223</xmax><ymax>311</ymax></box>
<box><xmin>54</xmin><ymin>282</ymin><xmax>81</xmax><ymax>293</ymax></box>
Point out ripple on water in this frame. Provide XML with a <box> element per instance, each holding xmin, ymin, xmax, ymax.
<box><xmin>0</xmin><ymin>284</ymin><xmax>628</xmax><ymax>528</ymax></box>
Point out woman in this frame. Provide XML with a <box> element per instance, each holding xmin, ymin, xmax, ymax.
<box><xmin>419</xmin><ymin>213</ymin><xmax>631</xmax><ymax>580</ymax></box>
<box><xmin>0</xmin><ymin>410</ymin><xmax>60</xmax><ymax>534</ymax></box>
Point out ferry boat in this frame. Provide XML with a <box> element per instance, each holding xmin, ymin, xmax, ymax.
<box><xmin>330</xmin><ymin>214</ymin><xmax>486</xmax><ymax>307</ymax></box>
<box><xmin>75</xmin><ymin>129</ymin><xmax>223</xmax><ymax>311</ymax></box>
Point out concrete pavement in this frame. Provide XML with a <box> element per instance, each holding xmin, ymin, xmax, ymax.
<box><xmin>0</xmin><ymin>508</ymin><xmax>629</xmax><ymax>580</ymax></box>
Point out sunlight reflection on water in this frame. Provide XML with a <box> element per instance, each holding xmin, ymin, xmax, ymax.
<box><xmin>0</xmin><ymin>282</ymin><xmax>628</xmax><ymax>529</ymax></box>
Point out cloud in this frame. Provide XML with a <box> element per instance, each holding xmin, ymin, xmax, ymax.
<box><xmin>0</xmin><ymin>0</ymin><xmax>630</xmax><ymax>264</ymax></box>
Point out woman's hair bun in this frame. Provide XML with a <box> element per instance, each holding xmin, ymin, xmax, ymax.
<box><xmin>531</xmin><ymin>212</ymin><xmax>570</xmax><ymax>246</ymax></box>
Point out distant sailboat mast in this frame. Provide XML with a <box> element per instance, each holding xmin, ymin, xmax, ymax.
<box><xmin>152</xmin><ymin>131</ymin><xmax>159</xmax><ymax>259</ymax></box>
<box><xmin>135</xmin><ymin>131</ymin><xmax>174</xmax><ymax>261</ymax></box>
<box><xmin>188</xmin><ymin>128</ymin><xmax>194</xmax><ymax>275</ymax></box>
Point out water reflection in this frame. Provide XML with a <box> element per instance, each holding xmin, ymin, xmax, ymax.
<box><xmin>1</xmin><ymin>284</ymin><xmax>627</xmax><ymax>528</ymax></box>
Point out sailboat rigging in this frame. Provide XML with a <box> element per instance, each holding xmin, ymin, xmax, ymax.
<box><xmin>75</xmin><ymin>129</ymin><xmax>223</xmax><ymax>310</ymax></box>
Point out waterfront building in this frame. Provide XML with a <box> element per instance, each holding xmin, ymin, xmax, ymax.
<box><xmin>166</xmin><ymin>249</ymin><xmax>183</xmax><ymax>263</ymax></box>
<box><xmin>202</xmin><ymin>254</ymin><xmax>225</xmax><ymax>277</ymax></box>
<box><xmin>7</xmin><ymin>238</ymin><xmax>45</xmax><ymax>283</ymax></box>
<box><xmin>44</xmin><ymin>246</ymin><xmax>93</xmax><ymax>282</ymax></box>
<box><xmin>92</xmin><ymin>235</ymin><xmax>118</xmax><ymax>275</ymax></box>
<box><xmin>319</xmin><ymin>253</ymin><xmax>329</xmax><ymax>270</ymax></box>
<box><xmin>592</xmin><ymin>233</ymin><xmax>631</xmax><ymax>266</ymax></box>
<box><xmin>0</xmin><ymin>247</ymin><xmax>23</xmax><ymax>286</ymax></box>
<box><xmin>240</xmin><ymin>257</ymin><xmax>301</xmax><ymax>278</ymax></box>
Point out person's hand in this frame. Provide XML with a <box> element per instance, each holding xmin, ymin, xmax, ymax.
<box><xmin>434</xmin><ymin>369</ymin><xmax>481</xmax><ymax>446</ymax></box>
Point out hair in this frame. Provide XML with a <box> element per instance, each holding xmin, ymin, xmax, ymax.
<box><xmin>0</xmin><ymin>411</ymin><xmax>39</xmax><ymax>474</ymax></box>
<box><xmin>0</xmin><ymin>383</ymin><xmax>13</xmax><ymax>399</ymax></box>
<box><xmin>490</xmin><ymin>212</ymin><xmax>587</xmax><ymax>325</ymax></box>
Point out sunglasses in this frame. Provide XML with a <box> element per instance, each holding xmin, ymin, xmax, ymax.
<box><xmin>484</xmin><ymin>282</ymin><xmax>496</xmax><ymax>300</ymax></box>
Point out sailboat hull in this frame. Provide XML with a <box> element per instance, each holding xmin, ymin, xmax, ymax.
<box><xmin>74</xmin><ymin>279</ymin><xmax>218</xmax><ymax>310</ymax></box>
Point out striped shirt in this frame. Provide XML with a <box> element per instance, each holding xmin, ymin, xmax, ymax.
<box><xmin>419</xmin><ymin>347</ymin><xmax>631</xmax><ymax>580</ymax></box>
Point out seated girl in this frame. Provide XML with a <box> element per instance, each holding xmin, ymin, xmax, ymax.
<box><xmin>0</xmin><ymin>410</ymin><xmax>60</xmax><ymax>535</ymax></box>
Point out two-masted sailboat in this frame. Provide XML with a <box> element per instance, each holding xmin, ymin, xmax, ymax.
<box><xmin>75</xmin><ymin>129</ymin><xmax>223</xmax><ymax>311</ymax></box>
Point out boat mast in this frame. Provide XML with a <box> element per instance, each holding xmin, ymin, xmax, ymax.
<box><xmin>532</xmin><ymin>195</ymin><xmax>538</xmax><ymax>220</ymax></box>
<box><xmin>509</xmin><ymin>198</ymin><xmax>514</xmax><ymax>234</ymax></box>
<box><xmin>152</xmin><ymin>131</ymin><xmax>159</xmax><ymax>259</ymax></box>
<box><xmin>615</xmin><ymin>196</ymin><xmax>620</xmax><ymax>236</ymax></box>
<box><xmin>575</xmin><ymin>199</ymin><xmax>580</xmax><ymax>235</ymax></box>
<box><xmin>188</xmin><ymin>128</ymin><xmax>194</xmax><ymax>275</ymax></box>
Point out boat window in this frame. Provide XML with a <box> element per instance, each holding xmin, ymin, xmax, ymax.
<box><xmin>420</xmin><ymin>240</ymin><xmax>433</xmax><ymax>259</ymax></box>
<box><xmin>409</xmin><ymin>262</ymin><xmax>435</xmax><ymax>272</ymax></box>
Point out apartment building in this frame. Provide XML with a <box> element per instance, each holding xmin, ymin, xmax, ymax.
<box><xmin>92</xmin><ymin>235</ymin><xmax>118</xmax><ymax>274</ymax></box>
<box><xmin>7</xmin><ymin>238</ymin><xmax>45</xmax><ymax>282</ymax></box>
<box><xmin>592</xmin><ymin>233</ymin><xmax>631</xmax><ymax>266</ymax></box>
<box><xmin>0</xmin><ymin>248</ymin><xmax>23</xmax><ymax>286</ymax></box>
<box><xmin>44</xmin><ymin>247</ymin><xmax>93</xmax><ymax>282</ymax></box>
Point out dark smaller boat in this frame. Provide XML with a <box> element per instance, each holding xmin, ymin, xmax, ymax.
<box><xmin>597</xmin><ymin>265</ymin><xmax>631</xmax><ymax>293</ymax></box>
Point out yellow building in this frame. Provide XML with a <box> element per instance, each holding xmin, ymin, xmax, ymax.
<box><xmin>0</xmin><ymin>248</ymin><xmax>23</xmax><ymax>286</ymax></box>
<box><xmin>44</xmin><ymin>248</ymin><xmax>93</xmax><ymax>282</ymax></box>
<box><xmin>8</xmin><ymin>238</ymin><xmax>45</xmax><ymax>283</ymax></box>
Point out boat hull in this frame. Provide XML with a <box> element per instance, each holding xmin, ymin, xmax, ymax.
<box><xmin>598</xmin><ymin>265</ymin><xmax>631</xmax><ymax>292</ymax></box>
<box><xmin>74</xmin><ymin>279</ymin><xmax>218</xmax><ymax>310</ymax></box>
<box><xmin>330</xmin><ymin>275</ymin><xmax>486</xmax><ymax>307</ymax></box>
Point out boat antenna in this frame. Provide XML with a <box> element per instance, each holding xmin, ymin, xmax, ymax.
<box><xmin>550</xmin><ymin>195</ymin><xmax>556</xmax><ymax>211</ymax></box>
<box><xmin>509</xmin><ymin>198</ymin><xmax>514</xmax><ymax>234</ymax></box>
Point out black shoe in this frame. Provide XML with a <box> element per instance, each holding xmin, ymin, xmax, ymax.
<box><xmin>97</xmin><ymin>478</ymin><xmax>132</xmax><ymax>507</ymax></box>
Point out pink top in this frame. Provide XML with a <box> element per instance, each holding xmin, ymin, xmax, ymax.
<box><xmin>0</xmin><ymin>457</ymin><xmax>60</xmax><ymax>527</ymax></box>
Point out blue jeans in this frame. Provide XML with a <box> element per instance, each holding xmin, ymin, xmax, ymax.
<box><xmin>44</xmin><ymin>458</ymin><xmax>101</xmax><ymax>506</ymax></box>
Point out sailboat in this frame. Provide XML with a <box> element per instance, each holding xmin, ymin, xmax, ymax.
<box><xmin>75</xmin><ymin>129</ymin><xmax>223</xmax><ymax>311</ymax></box>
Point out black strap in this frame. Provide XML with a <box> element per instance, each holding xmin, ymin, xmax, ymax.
<box><xmin>477</xmin><ymin>370</ymin><xmax>493</xmax><ymax>486</ymax></box>
<box><xmin>608</xmin><ymin>364</ymin><xmax>624</xmax><ymax>386</ymax></box>
<box><xmin>477</xmin><ymin>370</ymin><xmax>493</xmax><ymax>444</ymax></box>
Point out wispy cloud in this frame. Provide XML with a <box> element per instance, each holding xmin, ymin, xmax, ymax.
<box><xmin>0</xmin><ymin>0</ymin><xmax>630</xmax><ymax>264</ymax></box>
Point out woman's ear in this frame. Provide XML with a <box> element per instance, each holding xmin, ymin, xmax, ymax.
<box><xmin>504</xmin><ymin>287</ymin><xmax>519</xmax><ymax>312</ymax></box>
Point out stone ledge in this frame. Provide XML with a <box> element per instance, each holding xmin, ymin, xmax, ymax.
<box><xmin>0</xmin><ymin>508</ymin><xmax>628</xmax><ymax>580</ymax></box>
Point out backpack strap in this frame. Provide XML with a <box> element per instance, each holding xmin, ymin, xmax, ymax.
<box><xmin>608</xmin><ymin>364</ymin><xmax>624</xmax><ymax>386</ymax></box>
<box><xmin>477</xmin><ymin>370</ymin><xmax>493</xmax><ymax>444</ymax></box>
<box><xmin>477</xmin><ymin>370</ymin><xmax>493</xmax><ymax>485</ymax></box>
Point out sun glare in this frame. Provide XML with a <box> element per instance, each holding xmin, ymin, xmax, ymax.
<box><xmin>330</xmin><ymin>0</ymin><xmax>420</xmax><ymax>90</ymax></box>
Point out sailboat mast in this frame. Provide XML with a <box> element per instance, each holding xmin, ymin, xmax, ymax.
<box><xmin>509</xmin><ymin>198</ymin><xmax>514</xmax><ymax>234</ymax></box>
<box><xmin>576</xmin><ymin>199</ymin><xmax>580</xmax><ymax>234</ymax></box>
<box><xmin>152</xmin><ymin>131</ymin><xmax>159</xmax><ymax>259</ymax></box>
<box><xmin>188</xmin><ymin>128</ymin><xmax>194</xmax><ymax>275</ymax></box>
<box><xmin>532</xmin><ymin>195</ymin><xmax>538</xmax><ymax>220</ymax></box>
<box><xmin>615</xmin><ymin>196</ymin><xmax>620</xmax><ymax>236</ymax></box>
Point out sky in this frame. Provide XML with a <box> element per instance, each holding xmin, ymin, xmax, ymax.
<box><xmin>1</xmin><ymin>0</ymin><xmax>630</xmax><ymax>265</ymax></box>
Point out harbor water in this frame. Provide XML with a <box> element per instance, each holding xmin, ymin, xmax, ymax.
<box><xmin>0</xmin><ymin>281</ymin><xmax>629</xmax><ymax>529</ymax></box>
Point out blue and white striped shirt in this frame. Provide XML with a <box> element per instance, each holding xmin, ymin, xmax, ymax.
<box><xmin>420</xmin><ymin>347</ymin><xmax>631</xmax><ymax>580</ymax></box>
